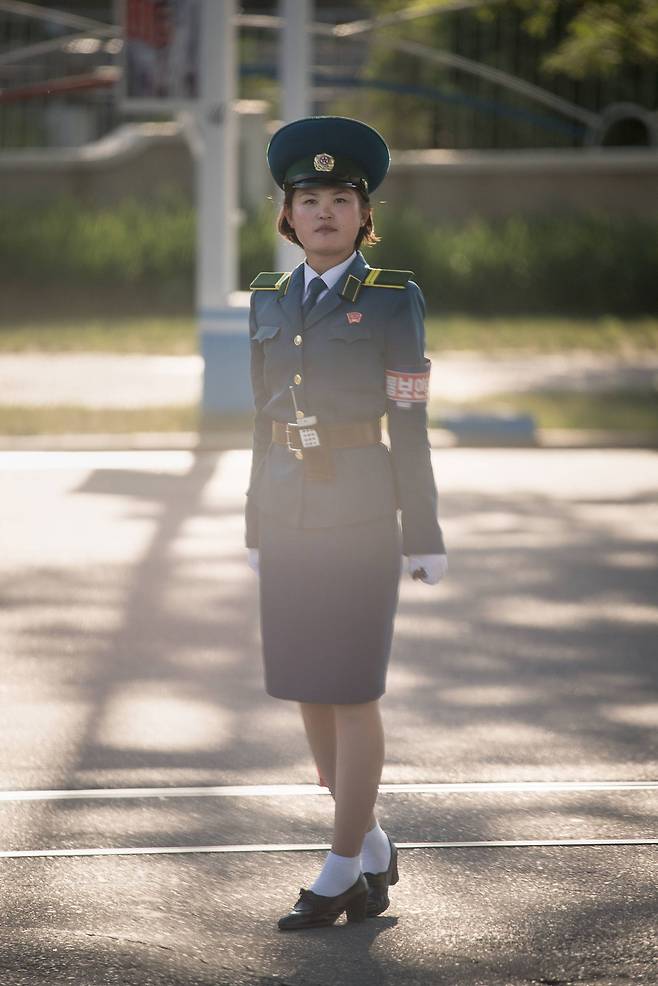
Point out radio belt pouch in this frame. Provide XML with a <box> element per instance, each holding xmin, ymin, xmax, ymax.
<box><xmin>284</xmin><ymin>416</ymin><xmax>334</xmax><ymax>482</ymax></box>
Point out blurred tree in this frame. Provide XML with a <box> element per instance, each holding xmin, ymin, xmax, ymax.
<box><xmin>328</xmin><ymin>0</ymin><xmax>657</xmax><ymax>149</ymax></box>
<box><xmin>330</xmin><ymin>1</ymin><xmax>457</xmax><ymax>148</ymax></box>
<box><xmin>511</xmin><ymin>0</ymin><xmax>658</xmax><ymax>78</ymax></box>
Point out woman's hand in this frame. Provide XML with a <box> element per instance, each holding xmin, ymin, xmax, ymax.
<box><xmin>247</xmin><ymin>548</ymin><xmax>260</xmax><ymax>574</ymax></box>
<box><xmin>402</xmin><ymin>553</ymin><xmax>448</xmax><ymax>585</ymax></box>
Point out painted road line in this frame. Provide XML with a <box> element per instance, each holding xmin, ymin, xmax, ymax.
<box><xmin>1</xmin><ymin>780</ymin><xmax>657</xmax><ymax>803</ymax></box>
<box><xmin>0</xmin><ymin>837</ymin><xmax>656</xmax><ymax>861</ymax></box>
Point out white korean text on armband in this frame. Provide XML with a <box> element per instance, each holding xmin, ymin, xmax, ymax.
<box><xmin>385</xmin><ymin>363</ymin><xmax>431</xmax><ymax>408</ymax></box>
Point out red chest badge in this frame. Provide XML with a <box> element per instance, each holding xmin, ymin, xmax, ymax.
<box><xmin>346</xmin><ymin>311</ymin><xmax>363</xmax><ymax>324</ymax></box>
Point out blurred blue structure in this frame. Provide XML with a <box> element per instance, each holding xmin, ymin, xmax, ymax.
<box><xmin>440</xmin><ymin>411</ymin><xmax>537</xmax><ymax>447</ymax></box>
<box><xmin>199</xmin><ymin>305</ymin><xmax>252</xmax><ymax>417</ymax></box>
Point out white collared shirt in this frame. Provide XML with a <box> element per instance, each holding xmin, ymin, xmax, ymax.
<box><xmin>302</xmin><ymin>251</ymin><xmax>357</xmax><ymax>304</ymax></box>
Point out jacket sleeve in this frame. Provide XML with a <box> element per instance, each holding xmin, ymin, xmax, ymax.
<box><xmin>245</xmin><ymin>294</ymin><xmax>272</xmax><ymax>549</ymax></box>
<box><xmin>384</xmin><ymin>280</ymin><xmax>447</xmax><ymax>556</ymax></box>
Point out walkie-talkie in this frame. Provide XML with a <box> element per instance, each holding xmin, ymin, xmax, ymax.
<box><xmin>286</xmin><ymin>386</ymin><xmax>334</xmax><ymax>481</ymax></box>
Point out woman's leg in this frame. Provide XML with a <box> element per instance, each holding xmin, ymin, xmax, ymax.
<box><xmin>298</xmin><ymin>701</ymin><xmax>378</xmax><ymax>832</ymax></box>
<box><xmin>295</xmin><ymin>698</ymin><xmax>391</xmax><ymax>901</ymax></box>
<box><xmin>298</xmin><ymin>702</ymin><xmax>337</xmax><ymax>796</ymax></box>
<box><xmin>332</xmin><ymin>699</ymin><xmax>384</xmax><ymax>856</ymax></box>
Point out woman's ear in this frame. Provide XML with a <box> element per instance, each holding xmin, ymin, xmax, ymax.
<box><xmin>283</xmin><ymin>204</ymin><xmax>294</xmax><ymax>228</ymax></box>
<box><xmin>360</xmin><ymin>206</ymin><xmax>371</xmax><ymax>228</ymax></box>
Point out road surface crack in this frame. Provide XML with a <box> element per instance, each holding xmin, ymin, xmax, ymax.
<box><xmin>82</xmin><ymin>931</ymin><xmax>209</xmax><ymax>965</ymax></box>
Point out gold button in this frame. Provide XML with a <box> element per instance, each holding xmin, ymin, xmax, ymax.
<box><xmin>294</xmin><ymin>373</ymin><xmax>302</xmax><ymax>385</ymax></box>
<box><xmin>296</xmin><ymin>409</ymin><xmax>304</xmax><ymax>419</ymax></box>
<box><xmin>294</xmin><ymin>334</ymin><xmax>302</xmax><ymax>346</ymax></box>
<box><xmin>294</xmin><ymin>450</ymin><xmax>304</xmax><ymax>459</ymax></box>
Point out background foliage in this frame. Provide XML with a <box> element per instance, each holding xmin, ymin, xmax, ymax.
<box><xmin>302</xmin><ymin>0</ymin><xmax>658</xmax><ymax>150</ymax></box>
<box><xmin>510</xmin><ymin>0</ymin><xmax>658</xmax><ymax>78</ymax></box>
<box><xmin>1</xmin><ymin>194</ymin><xmax>656</xmax><ymax>317</ymax></box>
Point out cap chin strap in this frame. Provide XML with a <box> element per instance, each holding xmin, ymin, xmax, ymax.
<box><xmin>284</xmin><ymin>178</ymin><xmax>369</xmax><ymax>195</ymax></box>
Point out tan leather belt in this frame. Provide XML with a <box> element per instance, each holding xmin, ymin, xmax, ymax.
<box><xmin>272</xmin><ymin>419</ymin><xmax>381</xmax><ymax>449</ymax></box>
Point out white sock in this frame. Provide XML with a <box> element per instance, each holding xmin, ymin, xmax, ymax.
<box><xmin>360</xmin><ymin>820</ymin><xmax>391</xmax><ymax>874</ymax></box>
<box><xmin>309</xmin><ymin>850</ymin><xmax>361</xmax><ymax>897</ymax></box>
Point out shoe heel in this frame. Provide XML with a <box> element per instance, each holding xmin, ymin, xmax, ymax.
<box><xmin>390</xmin><ymin>849</ymin><xmax>399</xmax><ymax>886</ymax></box>
<box><xmin>345</xmin><ymin>889</ymin><xmax>368</xmax><ymax>923</ymax></box>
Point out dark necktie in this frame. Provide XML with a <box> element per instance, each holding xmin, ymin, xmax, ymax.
<box><xmin>302</xmin><ymin>276</ymin><xmax>327</xmax><ymax>323</ymax></box>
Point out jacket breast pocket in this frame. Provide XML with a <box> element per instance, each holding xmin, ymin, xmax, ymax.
<box><xmin>325</xmin><ymin>322</ymin><xmax>382</xmax><ymax>391</ymax></box>
<box><xmin>253</xmin><ymin>323</ymin><xmax>285</xmax><ymax>391</ymax></box>
<box><xmin>253</xmin><ymin>323</ymin><xmax>282</xmax><ymax>344</ymax></box>
<box><xmin>327</xmin><ymin>323</ymin><xmax>372</xmax><ymax>345</ymax></box>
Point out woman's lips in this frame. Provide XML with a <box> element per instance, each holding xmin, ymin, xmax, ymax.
<box><xmin>315</xmin><ymin>226</ymin><xmax>337</xmax><ymax>233</ymax></box>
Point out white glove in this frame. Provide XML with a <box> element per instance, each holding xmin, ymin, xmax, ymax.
<box><xmin>247</xmin><ymin>548</ymin><xmax>260</xmax><ymax>574</ymax></box>
<box><xmin>403</xmin><ymin>553</ymin><xmax>448</xmax><ymax>585</ymax></box>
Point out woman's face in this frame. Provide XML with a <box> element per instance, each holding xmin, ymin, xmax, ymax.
<box><xmin>285</xmin><ymin>185</ymin><xmax>369</xmax><ymax>268</ymax></box>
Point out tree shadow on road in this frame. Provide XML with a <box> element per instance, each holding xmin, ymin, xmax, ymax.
<box><xmin>1</xmin><ymin>449</ymin><xmax>656</xmax><ymax>984</ymax></box>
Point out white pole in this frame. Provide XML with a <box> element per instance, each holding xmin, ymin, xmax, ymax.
<box><xmin>197</xmin><ymin>0</ymin><xmax>252</xmax><ymax>420</ymax></box>
<box><xmin>276</xmin><ymin>0</ymin><xmax>311</xmax><ymax>272</ymax></box>
<box><xmin>198</xmin><ymin>0</ymin><xmax>237</xmax><ymax>309</ymax></box>
<box><xmin>280</xmin><ymin>0</ymin><xmax>311</xmax><ymax>121</ymax></box>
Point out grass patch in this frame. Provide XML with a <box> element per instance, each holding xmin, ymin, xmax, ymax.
<box><xmin>0</xmin><ymin>317</ymin><xmax>198</xmax><ymax>354</ymax></box>
<box><xmin>0</xmin><ymin>404</ymin><xmax>201</xmax><ymax>435</ymax></box>
<box><xmin>1</xmin><ymin>314</ymin><xmax>657</xmax><ymax>355</ymax></box>
<box><xmin>432</xmin><ymin>389</ymin><xmax>658</xmax><ymax>431</ymax></box>
<box><xmin>423</xmin><ymin>316</ymin><xmax>658</xmax><ymax>354</ymax></box>
<box><xmin>1</xmin><ymin>391</ymin><xmax>656</xmax><ymax>435</ymax></box>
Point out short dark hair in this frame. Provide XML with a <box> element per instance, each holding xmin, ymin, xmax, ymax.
<box><xmin>276</xmin><ymin>185</ymin><xmax>381</xmax><ymax>249</ymax></box>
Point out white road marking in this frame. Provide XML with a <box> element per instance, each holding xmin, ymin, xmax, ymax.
<box><xmin>0</xmin><ymin>780</ymin><xmax>656</xmax><ymax>802</ymax></box>
<box><xmin>0</xmin><ymin>838</ymin><xmax>655</xmax><ymax>861</ymax></box>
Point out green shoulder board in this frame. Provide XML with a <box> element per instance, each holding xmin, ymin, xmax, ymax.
<box><xmin>362</xmin><ymin>268</ymin><xmax>413</xmax><ymax>289</ymax></box>
<box><xmin>249</xmin><ymin>271</ymin><xmax>291</xmax><ymax>294</ymax></box>
<box><xmin>339</xmin><ymin>268</ymin><xmax>414</xmax><ymax>303</ymax></box>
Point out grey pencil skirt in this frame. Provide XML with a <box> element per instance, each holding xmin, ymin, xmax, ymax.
<box><xmin>257</xmin><ymin>508</ymin><xmax>402</xmax><ymax>704</ymax></box>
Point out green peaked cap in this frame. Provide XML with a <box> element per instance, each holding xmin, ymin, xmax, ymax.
<box><xmin>267</xmin><ymin>116</ymin><xmax>390</xmax><ymax>194</ymax></box>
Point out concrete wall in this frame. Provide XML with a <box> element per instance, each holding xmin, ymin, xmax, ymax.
<box><xmin>0</xmin><ymin>101</ymin><xmax>271</xmax><ymax>213</ymax></box>
<box><xmin>1</xmin><ymin>111</ymin><xmax>657</xmax><ymax>220</ymax></box>
<box><xmin>387</xmin><ymin>148</ymin><xmax>658</xmax><ymax>220</ymax></box>
<box><xmin>0</xmin><ymin>122</ymin><xmax>195</xmax><ymax>206</ymax></box>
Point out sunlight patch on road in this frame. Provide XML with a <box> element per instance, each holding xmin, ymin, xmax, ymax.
<box><xmin>201</xmin><ymin>450</ymin><xmax>251</xmax><ymax>500</ymax></box>
<box><xmin>432</xmin><ymin>721</ymin><xmax>557</xmax><ymax>749</ymax></box>
<box><xmin>483</xmin><ymin>595</ymin><xmax>658</xmax><ymax>628</ymax></box>
<box><xmin>0</xmin><ymin>450</ymin><xmax>198</xmax><ymax>471</ymax></box>
<box><xmin>600</xmin><ymin>549</ymin><xmax>658</xmax><ymax>570</ymax></box>
<box><xmin>601</xmin><ymin>703</ymin><xmax>658</xmax><ymax>729</ymax></box>
<box><xmin>394</xmin><ymin>614</ymin><xmax>462</xmax><ymax>638</ymax></box>
<box><xmin>437</xmin><ymin>684</ymin><xmax>538</xmax><ymax>707</ymax></box>
<box><xmin>166</xmin><ymin>645</ymin><xmax>242</xmax><ymax>671</ymax></box>
<box><xmin>445</xmin><ymin>512</ymin><xmax>570</xmax><ymax>548</ymax></box>
<box><xmin>95</xmin><ymin>684</ymin><xmax>234</xmax><ymax>753</ymax></box>
<box><xmin>386</xmin><ymin>665</ymin><xmax>439</xmax><ymax>693</ymax></box>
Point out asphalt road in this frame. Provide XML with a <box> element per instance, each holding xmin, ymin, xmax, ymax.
<box><xmin>1</xmin><ymin>447</ymin><xmax>657</xmax><ymax>985</ymax></box>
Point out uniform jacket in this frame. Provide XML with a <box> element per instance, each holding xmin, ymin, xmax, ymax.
<box><xmin>245</xmin><ymin>250</ymin><xmax>446</xmax><ymax>556</ymax></box>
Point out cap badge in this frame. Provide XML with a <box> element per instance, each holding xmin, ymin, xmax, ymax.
<box><xmin>346</xmin><ymin>312</ymin><xmax>362</xmax><ymax>324</ymax></box>
<box><xmin>313</xmin><ymin>153</ymin><xmax>335</xmax><ymax>172</ymax></box>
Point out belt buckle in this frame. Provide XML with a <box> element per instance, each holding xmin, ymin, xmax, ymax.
<box><xmin>285</xmin><ymin>423</ymin><xmax>303</xmax><ymax>453</ymax></box>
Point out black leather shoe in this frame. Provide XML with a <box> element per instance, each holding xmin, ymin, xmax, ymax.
<box><xmin>363</xmin><ymin>833</ymin><xmax>399</xmax><ymax>916</ymax></box>
<box><xmin>277</xmin><ymin>874</ymin><xmax>369</xmax><ymax>931</ymax></box>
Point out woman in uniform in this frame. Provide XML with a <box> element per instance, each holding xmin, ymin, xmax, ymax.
<box><xmin>245</xmin><ymin>116</ymin><xmax>448</xmax><ymax>931</ymax></box>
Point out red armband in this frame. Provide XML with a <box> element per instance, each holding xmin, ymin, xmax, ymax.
<box><xmin>385</xmin><ymin>360</ymin><xmax>431</xmax><ymax>406</ymax></box>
